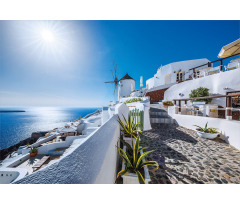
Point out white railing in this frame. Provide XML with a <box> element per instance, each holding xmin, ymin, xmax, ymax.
<box><xmin>175</xmin><ymin>106</ymin><xmax>240</xmax><ymax>121</ymax></box>
<box><xmin>226</xmin><ymin>61</ymin><xmax>240</xmax><ymax>71</ymax></box>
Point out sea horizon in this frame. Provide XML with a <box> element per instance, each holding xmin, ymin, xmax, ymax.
<box><xmin>0</xmin><ymin>106</ymin><xmax>100</xmax><ymax>150</ymax></box>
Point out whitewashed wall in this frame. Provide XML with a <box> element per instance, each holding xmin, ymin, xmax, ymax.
<box><xmin>118</xmin><ymin>79</ymin><xmax>135</xmax><ymax>99</ymax></box>
<box><xmin>168</xmin><ymin>108</ymin><xmax>240</xmax><ymax>150</ymax></box>
<box><xmin>146</xmin><ymin>58</ymin><xmax>209</xmax><ymax>90</ymax></box>
<box><xmin>146</xmin><ymin>77</ymin><xmax>155</xmax><ymax>89</ymax></box>
<box><xmin>164</xmin><ymin>68</ymin><xmax>240</xmax><ymax>107</ymax></box>
<box><xmin>37</xmin><ymin>136</ymin><xmax>81</xmax><ymax>155</ymax></box>
<box><xmin>115</xmin><ymin>103</ymin><xmax>129</xmax><ymax>121</ymax></box>
<box><xmin>15</xmin><ymin>114</ymin><xmax>121</xmax><ymax>184</ymax></box>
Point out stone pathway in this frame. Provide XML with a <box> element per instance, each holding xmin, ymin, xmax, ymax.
<box><xmin>140</xmin><ymin>124</ymin><xmax>240</xmax><ymax>184</ymax></box>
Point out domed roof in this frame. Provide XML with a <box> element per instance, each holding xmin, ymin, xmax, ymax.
<box><xmin>120</xmin><ymin>73</ymin><xmax>135</xmax><ymax>81</ymax></box>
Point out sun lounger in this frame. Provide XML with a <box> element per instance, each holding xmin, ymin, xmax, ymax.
<box><xmin>32</xmin><ymin>156</ymin><xmax>50</xmax><ymax>170</ymax></box>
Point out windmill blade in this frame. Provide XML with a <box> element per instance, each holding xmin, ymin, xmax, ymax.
<box><xmin>104</xmin><ymin>81</ymin><xmax>115</xmax><ymax>83</ymax></box>
<box><xmin>114</xmin><ymin>85</ymin><xmax>118</xmax><ymax>95</ymax></box>
<box><xmin>111</xmin><ymin>70</ymin><xmax>115</xmax><ymax>80</ymax></box>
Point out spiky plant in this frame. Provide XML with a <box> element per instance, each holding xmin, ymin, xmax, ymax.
<box><xmin>30</xmin><ymin>146</ymin><xmax>38</xmax><ymax>153</ymax></box>
<box><xmin>117</xmin><ymin>136</ymin><xmax>159</xmax><ymax>184</ymax></box>
<box><xmin>194</xmin><ymin>122</ymin><xmax>218</xmax><ymax>133</ymax></box>
<box><xmin>118</xmin><ymin>115</ymin><xmax>142</xmax><ymax>138</ymax></box>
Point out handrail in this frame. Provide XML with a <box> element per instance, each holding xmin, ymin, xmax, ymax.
<box><xmin>173</xmin><ymin>93</ymin><xmax>240</xmax><ymax>102</ymax></box>
<box><xmin>189</xmin><ymin>53</ymin><xmax>240</xmax><ymax>71</ymax></box>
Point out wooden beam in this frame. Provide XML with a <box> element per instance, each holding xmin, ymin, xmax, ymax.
<box><xmin>220</xmin><ymin>59</ymin><xmax>223</xmax><ymax>71</ymax></box>
<box><xmin>189</xmin><ymin>53</ymin><xmax>240</xmax><ymax>71</ymax></box>
<box><xmin>178</xmin><ymin>100</ymin><xmax>181</xmax><ymax>113</ymax></box>
<box><xmin>226</xmin><ymin>96</ymin><xmax>232</xmax><ymax>117</ymax></box>
<box><xmin>173</xmin><ymin>93</ymin><xmax>240</xmax><ymax>102</ymax></box>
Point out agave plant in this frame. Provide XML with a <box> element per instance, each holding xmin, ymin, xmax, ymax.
<box><xmin>194</xmin><ymin>122</ymin><xmax>218</xmax><ymax>133</ymax></box>
<box><xmin>30</xmin><ymin>146</ymin><xmax>38</xmax><ymax>153</ymax></box>
<box><xmin>118</xmin><ymin>115</ymin><xmax>142</xmax><ymax>138</ymax></box>
<box><xmin>117</xmin><ymin>136</ymin><xmax>159</xmax><ymax>184</ymax></box>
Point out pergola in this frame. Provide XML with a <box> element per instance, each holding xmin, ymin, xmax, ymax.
<box><xmin>173</xmin><ymin>91</ymin><xmax>240</xmax><ymax>118</ymax></box>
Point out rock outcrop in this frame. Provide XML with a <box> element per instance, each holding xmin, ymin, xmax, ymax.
<box><xmin>0</xmin><ymin>131</ymin><xmax>49</xmax><ymax>161</ymax></box>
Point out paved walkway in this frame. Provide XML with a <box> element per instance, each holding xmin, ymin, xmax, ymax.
<box><xmin>141</xmin><ymin>124</ymin><xmax>240</xmax><ymax>184</ymax></box>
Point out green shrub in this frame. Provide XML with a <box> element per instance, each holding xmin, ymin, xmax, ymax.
<box><xmin>163</xmin><ymin>101</ymin><xmax>174</xmax><ymax>106</ymax></box>
<box><xmin>189</xmin><ymin>87</ymin><xmax>212</xmax><ymax>104</ymax></box>
<box><xmin>124</xmin><ymin>98</ymin><xmax>143</xmax><ymax>104</ymax></box>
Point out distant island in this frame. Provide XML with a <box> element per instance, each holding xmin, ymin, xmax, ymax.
<box><xmin>0</xmin><ymin>110</ymin><xmax>25</xmax><ymax>113</ymax></box>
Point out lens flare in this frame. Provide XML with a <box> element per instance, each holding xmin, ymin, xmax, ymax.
<box><xmin>41</xmin><ymin>29</ymin><xmax>54</xmax><ymax>43</ymax></box>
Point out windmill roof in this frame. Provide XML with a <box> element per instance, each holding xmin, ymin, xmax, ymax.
<box><xmin>120</xmin><ymin>73</ymin><xmax>135</xmax><ymax>81</ymax></box>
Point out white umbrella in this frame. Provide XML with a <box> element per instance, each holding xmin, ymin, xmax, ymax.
<box><xmin>218</xmin><ymin>38</ymin><xmax>240</xmax><ymax>58</ymax></box>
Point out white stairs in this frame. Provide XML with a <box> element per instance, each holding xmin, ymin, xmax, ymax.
<box><xmin>149</xmin><ymin>105</ymin><xmax>174</xmax><ymax>124</ymax></box>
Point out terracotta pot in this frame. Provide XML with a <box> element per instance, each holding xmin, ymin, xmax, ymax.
<box><xmin>163</xmin><ymin>104</ymin><xmax>174</xmax><ymax>107</ymax></box>
<box><xmin>30</xmin><ymin>152</ymin><xmax>38</xmax><ymax>157</ymax></box>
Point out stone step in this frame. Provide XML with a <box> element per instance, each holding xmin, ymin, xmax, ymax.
<box><xmin>149</xmin><ymin>108</ymin><xmax>168</xmax><ymax>113</ymax></box>
<box><xmin>150</xmin><ymin>112</ymin><xmax>168</xmax><ymax>117</ymax></box>
<box><xmin>150</xmin><ymin>115</ymin><xmax>170</xmax><ymax>119</ymax></box>
<box><xmin>150</xmin><ymin>118</ymin><xmax>174</xmax><ymax>124</ymax></box>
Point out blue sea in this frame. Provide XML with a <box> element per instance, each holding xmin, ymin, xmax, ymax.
<box><xmin>0</xmin><ymin>107</ymin><xmax>99</xmax><ymax>150</ymax></box>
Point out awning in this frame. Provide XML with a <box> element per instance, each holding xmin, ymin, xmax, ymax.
<box><xmin>218</xmin><ymin>38</ymin><xmax>240</xmax><ymax>58</ymax></box>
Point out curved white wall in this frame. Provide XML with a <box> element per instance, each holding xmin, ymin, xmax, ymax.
<box><xmin>118</xmin><ymin>79</ymin><xmax>135</xmax><ymax>99</ymax></box>
<box><xmin>146</xmin><ymin>77</ymin><xmax>155</xmax><ymax>89</ymax></box>
<box><xmin>168</xmin><ymin>106</ymin><xmax>240</xmax><ymax>150</ymax></box>
<box><xmin>164</xmin><ymin>68</ymin><xmax>240</xmax><ymax>107</ymax></box>
<box><xmin>14</xmin><ymin>103</ymin><xmax>130</xmax><ymax>184</ymax></box>
<box><xmin>0</xmin><ymin>168</ymin><xmax>28</xmax><ymax>184</ymax></box>
<box><xmin>146</xmin><ymin>58</ymin><xmax>210</xmax><ymax>90</ymax></box>
<box><xmin>15</xmin><ymin>115</ymin><xmax>121</xmax><ymax>184</ymax></box>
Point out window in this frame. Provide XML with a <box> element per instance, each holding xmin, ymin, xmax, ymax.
<box><xmin>194</xmin><ymin>70</ymin><xmax>200</xmax><ymax>78</ymax></box>
<box><xmin>176</xmin><ymin>72</ymin><xmax>184</xmax><ymax>82</ymax></box>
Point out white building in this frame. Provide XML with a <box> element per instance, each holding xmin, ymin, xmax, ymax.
<box><xmin>118</xmin><ymin>73</ymin><xmax>135</xmax><ymax>100</ymax></box>
<box><xmin>146</xmin><ymin>58</ymin><xmax>210</xmax><ymax>90</ymax></box>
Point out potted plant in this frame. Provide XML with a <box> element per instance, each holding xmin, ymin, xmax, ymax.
<box><xmin>118</xmin><ymin>115</ymin><xmax>142</xmax><ymax>146</ymax></box>
<box><xmin>163</xmin><ymin>101</ymin><xmax>174</xmax><ymax>107</ymax></box>
<box><xmin>194</xmin><ymin>122</ymin><xmax>219</xmax><ymax>139</ymax></box>
<box><xmin>30</xmin><ymin>146</ymin><xmax>38</xmax><ymax>157</ymax></box>
<box><xmin>117</xmin><ymin>137</ymin><xmax>158</xmax><ymax>184</ymax></box>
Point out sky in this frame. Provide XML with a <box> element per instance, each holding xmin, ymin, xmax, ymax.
<box><xmin>0</xmin><ymin>20</ymin><xmax>239</xmax><ymax>107</ymax></box>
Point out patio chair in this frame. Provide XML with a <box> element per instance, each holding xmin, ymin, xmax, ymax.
<box><xmin>32</xmin><ymin>156</ymin><xmax>50</xmax><ymax>170</ymax></box>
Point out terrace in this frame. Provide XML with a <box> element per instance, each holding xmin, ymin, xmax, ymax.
<box><xmin>173</xmin><ymin>90</ymin><xmax>240</xmax><ymax>121</ymax></box>
<box><xmin>15</xmin><ymin>154</ymin><xmax>61</xmax><ymax>175</ymax></box>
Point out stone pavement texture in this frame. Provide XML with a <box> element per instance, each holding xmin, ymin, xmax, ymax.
<box><xmin>140</xmin><ymin>124</ymin><xmax>240</xmax><ymax>184</ymax></box>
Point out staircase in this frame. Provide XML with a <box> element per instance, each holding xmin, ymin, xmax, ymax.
<box><xmin>149</xmin><ymin>105</ymin><xmax>174</xmax><ymax>124</ymax></box>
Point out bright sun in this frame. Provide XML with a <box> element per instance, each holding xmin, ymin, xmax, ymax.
<box><xmin>41</xmin><ymin>29</ymin><xmax>54</xmax><ymax>43</ymax></box>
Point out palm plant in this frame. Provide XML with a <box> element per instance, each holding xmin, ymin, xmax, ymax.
<box><xmin>194</xmin><ymin>122</ymin><xmax>218</xmax><ymax>133</ymax></box>
<box><xmin>118</xmin><ymin>115</ymin><xmax>142</xmax><ymax>138</ymax></box>
<box><xmin>117</xmin><ymin>136</ymin><xmax>159</xmax><ymax>184</ymax></box>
